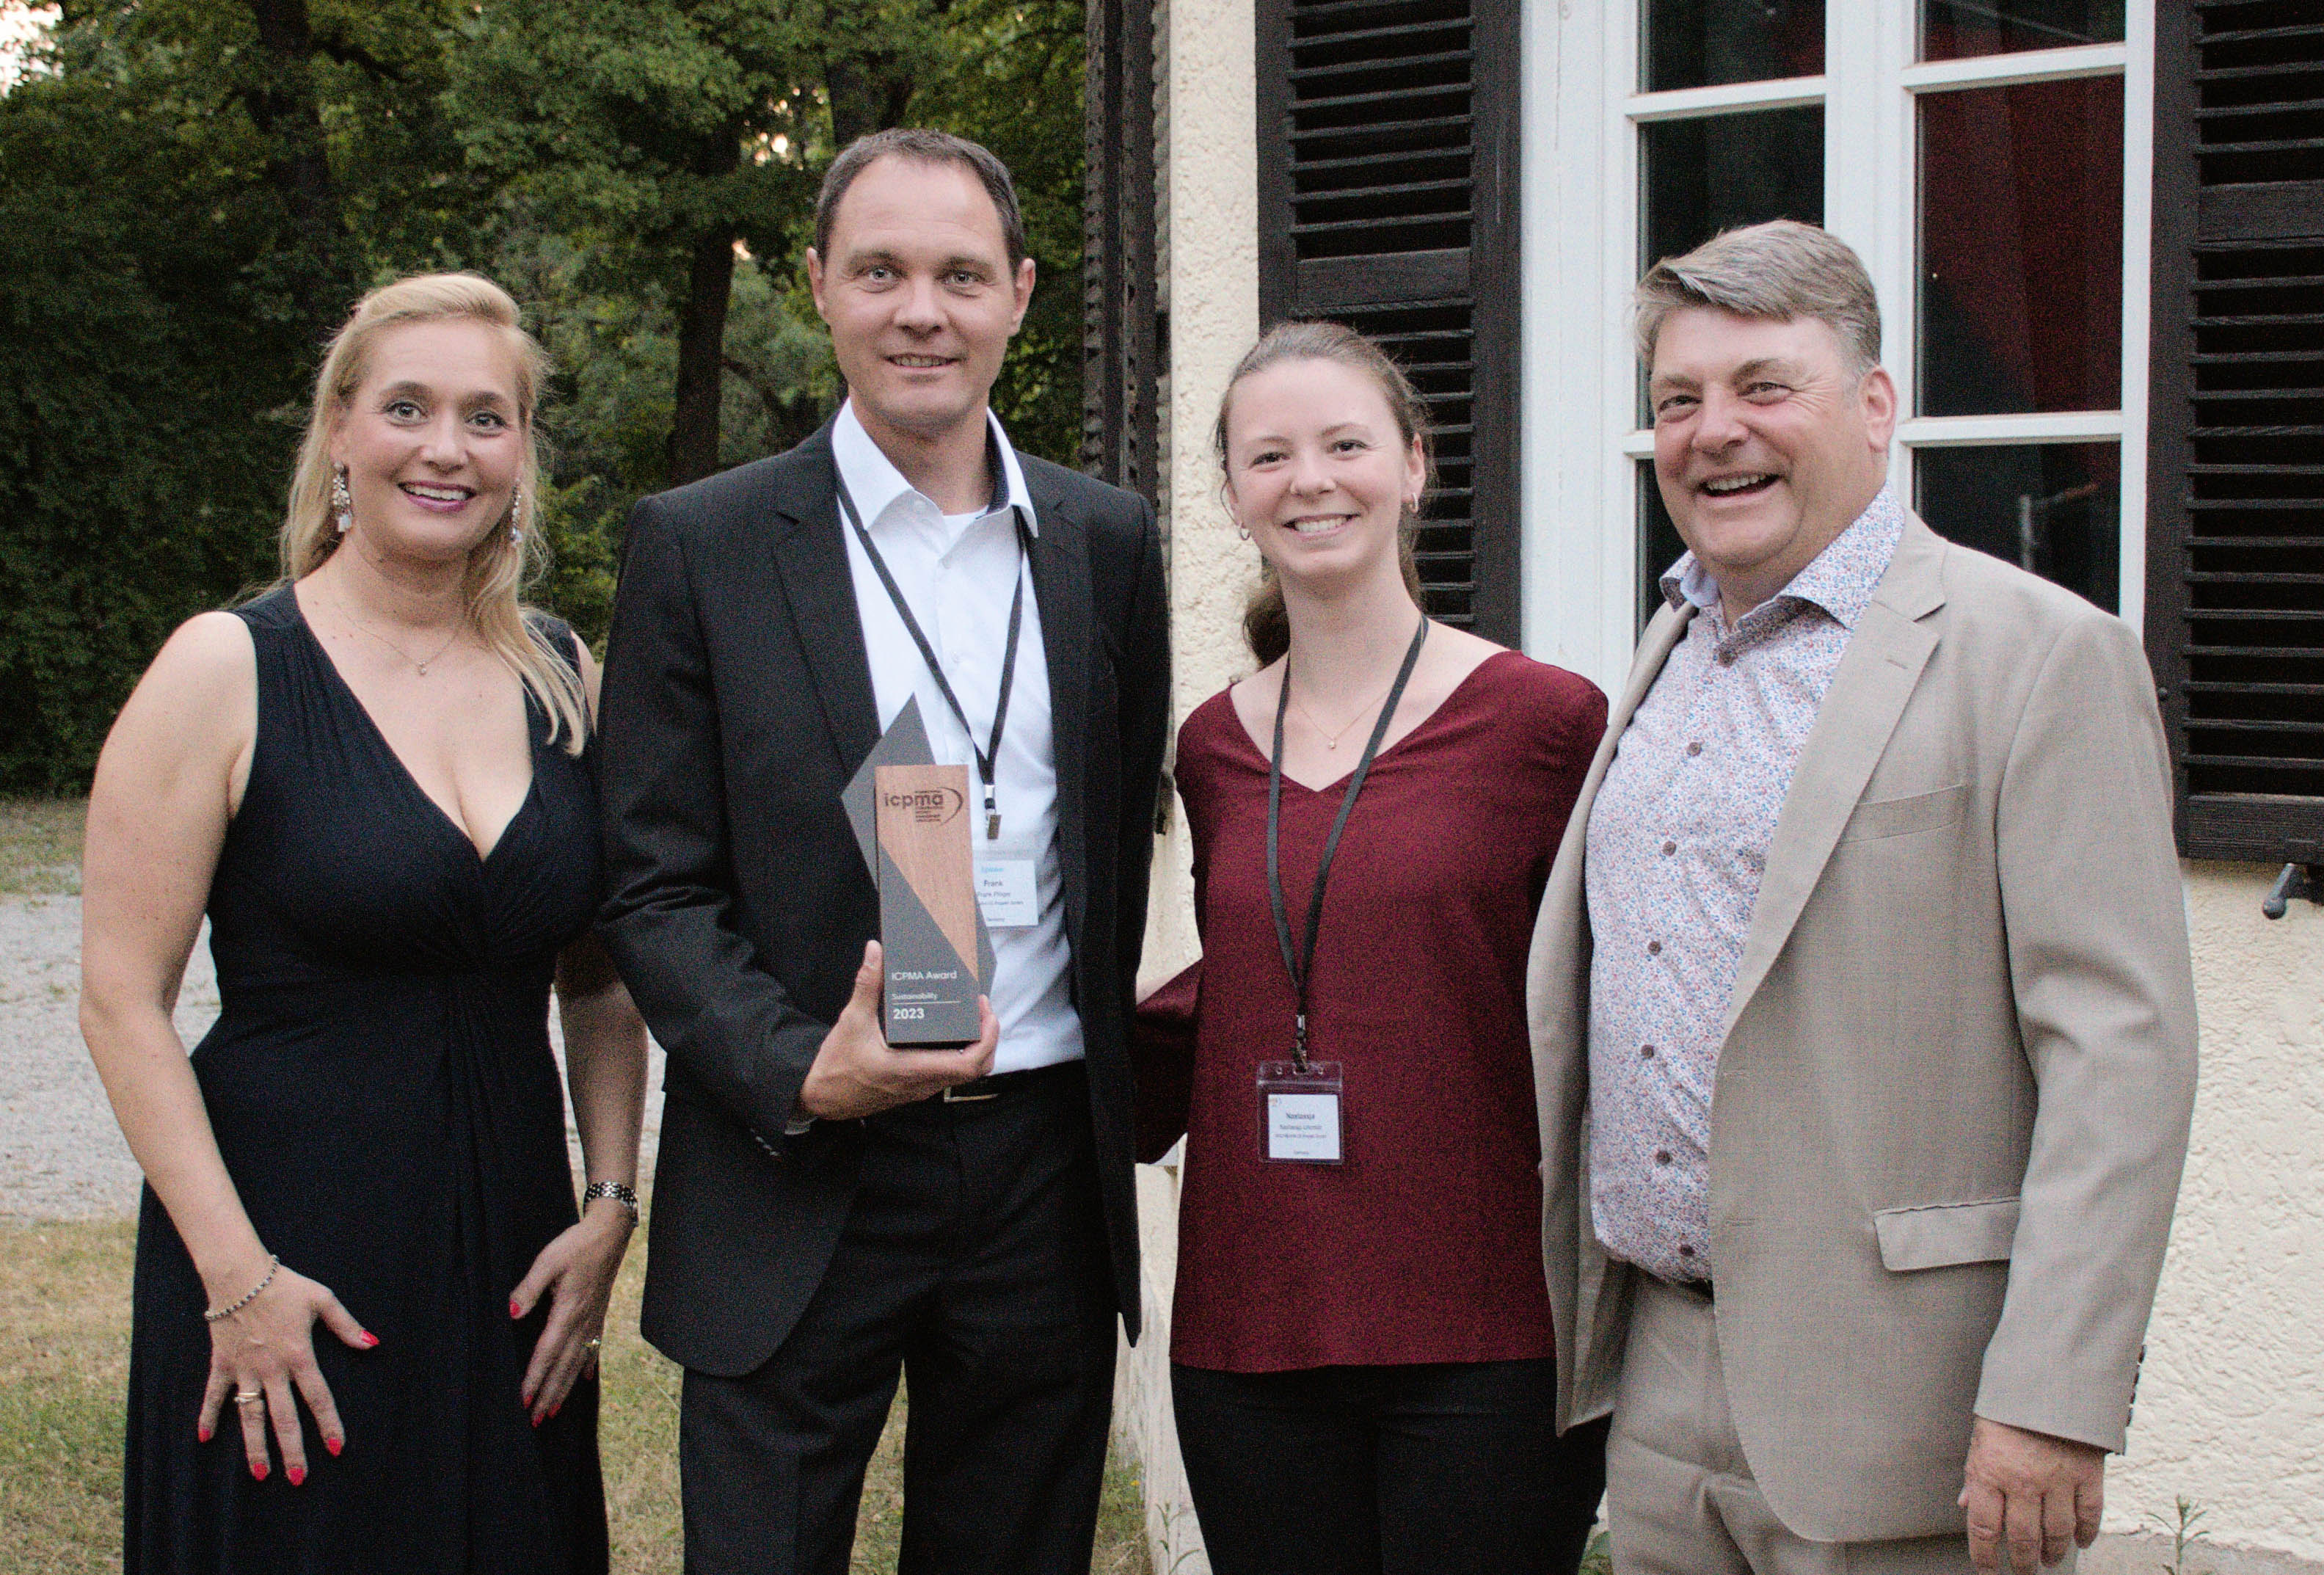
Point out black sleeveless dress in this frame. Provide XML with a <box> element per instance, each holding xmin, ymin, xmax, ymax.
<box><xmin>123</xmin><ymin>586</ymin><xmax>610</xmax><ymax>1574</ymax></box>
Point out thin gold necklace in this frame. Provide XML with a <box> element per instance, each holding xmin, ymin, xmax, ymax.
<box><xmin>331</xmin><ymin>583</ymin><xmax>465</xmax><ymax>677</ymax></box>
<box><xmin>1290</xmin><ymin>674</ymin><xmax>1398</xmax><ymax>751</ymax></box>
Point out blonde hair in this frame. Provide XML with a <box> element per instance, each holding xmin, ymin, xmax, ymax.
<box><xmin>280</xmin><ymin>272</ymin><xmax>587</xmax><ymax>754</ymax></box>
<box><xmin>1633</xmin><ymin>219</ymin><xmax>1883</xmax><ymax>376</ymax></box>
<box><xmin>1213</xmin><ymin>320</ymin><xmax>1434</xmax><ymax>666</ymax></box>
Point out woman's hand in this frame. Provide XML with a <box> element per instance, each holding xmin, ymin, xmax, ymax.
<box><xmin>197</xmin><ymin>1264</ymin><xmax>377</xmax><ymax>1483</ymax></box>
<box><xmin>510</xmin><ymin>1202</ymin><xmax>632</xmax><ymax>1425</ymax></box>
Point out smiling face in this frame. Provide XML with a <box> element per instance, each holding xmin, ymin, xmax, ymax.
<box><xmin>806</xmin><ymin>154</ymin><xmax>1035</xmax><ymax>450</ymax></box>
<box><xmin>1223</xmin><ymin>356</ymin><xmax>1427</xmax><ymax>596</ymax></box>
<box><xmin>327</xmin><ymin>318</ymin><xmax>525</xmax><ymax>564</ymax></box>
<box><xmin>1647</xmin><ymin>307</ymin><xmax>1896</xmax><ymax>615</ymax></box>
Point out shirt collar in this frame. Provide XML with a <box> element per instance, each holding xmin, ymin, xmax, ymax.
<box><xmin>831</xmin><ymin>399</ymin><xmax>1038</xmax><ymax>537</ymax></box>
<box><xmin>1659</xmin><ymin>484</ymin><xmax>1906</xmax><ymax>632</ymax></box>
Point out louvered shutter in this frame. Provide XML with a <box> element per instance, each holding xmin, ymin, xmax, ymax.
<box><xmin>1255</xmin><ymin>0</ymin><xmax>1520</xmax><ymax>643</ymax></box>
<box><xmin>1085</xmin><ymin>0</ymin><xmax>1161</xmax><ymax>504</ymax></box>
<box><xmin>2148</xmin><ymin>1</ymin><xmax>2324</xmax><ymax>862</ymax></box>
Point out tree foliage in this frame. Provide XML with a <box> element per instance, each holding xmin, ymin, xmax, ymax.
<box><xmin>0</xmin><ymin>0</ymin><xmax>1088</xmax><ymax>790</ymax></box>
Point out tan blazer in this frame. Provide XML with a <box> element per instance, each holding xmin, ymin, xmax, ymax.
<box><xmin>1526</xmin><ymin>514</ymin><xmax>2198</xmax><ymax>1543</ymax></box>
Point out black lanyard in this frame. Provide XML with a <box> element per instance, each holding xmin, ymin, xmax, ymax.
<box><xmin>835</xmin><ymin>471</ymin><xmax>1029</xmax><ymax>840</ymax></box>
<box><xmin>1267</xmin><ymin>614</ymin><xmax>1430</xmax><ymax>1071</ymax></box>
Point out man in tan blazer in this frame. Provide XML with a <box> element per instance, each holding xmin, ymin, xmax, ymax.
<box><xmin>1527</xmin><ymin>220</ymin><xmax>2198</xmax><ymax>1575</ymax></box>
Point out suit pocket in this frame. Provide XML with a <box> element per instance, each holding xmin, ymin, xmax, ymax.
<box><xmin>1873</xmin><ymin>1197</ymin><xmax>2020</xmax><ymax>1271</ymax></box>
<box><xmin>1839</xmin><ymin>782</ymin><xmax>1971</xmax><ymax>843</ymax></box>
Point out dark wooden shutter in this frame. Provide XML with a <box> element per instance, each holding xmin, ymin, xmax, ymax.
<box><xmin>2147</xmin><ymin>0</ymin><xmax>2324</xmax><ymax>862</ymax></box>
<box><xmin>1085</xmin><ymin>0</ymin><xmax>1160</xmax><ymax>505</ymax></box>
<box><xmin>1255</xmin><ymin>0</ymin><xmax>1520</xmax><ymax>644</ymax></box>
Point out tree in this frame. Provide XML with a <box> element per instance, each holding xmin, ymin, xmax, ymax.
<box><xmin>450</xmin><ymin>0</ymin><xmax>840</xmax><ymax>485</ymax></box>
<box><xmin>0</xmin><ymin>1</ymin><xmax>475</xmax><ymax>788</ymax></box>
<box><xmin>0</xmin><ymin>0</ymin><xmax>1090</xmax><ymax>788</ymax></box>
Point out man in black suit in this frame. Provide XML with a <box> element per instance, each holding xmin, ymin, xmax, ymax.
<box><xmin>595</xmin><ymin>128</ymin><xmax>1170</xmax><ymax>1575</ymax></box>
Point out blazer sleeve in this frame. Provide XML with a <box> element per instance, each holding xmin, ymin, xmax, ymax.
<box><xmin>1113</xmin><ymin>496</ymin><xmax>1171</xmax><ymax>992</ymax></box>
<box><xmin>594</xmin><ymin>492</ymin><xmax>831</xmax><ymax>1152</ymax></box>
<box><xmin>1975</xmin><ymin>612</ymin><xmax>2199</xmax><ymax>1451</ymax></box>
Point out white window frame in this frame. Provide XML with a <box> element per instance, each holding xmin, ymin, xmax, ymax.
<box><xmin>1522</xmin><ymin>0</ymin><xmax>2154</xmax><ymax>694</ymax></box>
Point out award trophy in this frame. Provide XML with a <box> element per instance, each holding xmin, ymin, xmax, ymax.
<box><xmin>842</xmin><ymin>698</ymin><xmax>994</xmax><ymax>1045</ymax></box>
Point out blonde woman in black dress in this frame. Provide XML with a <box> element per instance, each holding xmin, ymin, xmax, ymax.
<box><xmin>79</xmin><ymin>273</ymin><xmax>647</xmax><ymax>1574</ymax></box>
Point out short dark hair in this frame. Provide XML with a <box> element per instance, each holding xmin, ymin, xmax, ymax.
<box><xmin>813</xmin><ymin>128</ymin><xmax>1027</xmax><ymax>271</ymax></box>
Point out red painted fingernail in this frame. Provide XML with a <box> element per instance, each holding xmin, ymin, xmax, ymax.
<box><xmin>287</xmin><ymin>1465</ymin><xmax>305</xmax><ymax>1486</ymax></box>
<box><xmin>547</xmin><ymin>1402</ymin><xmax>561</xmax><ymax>1419</ymax></box>
<box><xmin>198</xmin><ymin>1425</ymin><xmax>211</xmax><ymax>1443</ymax></box>
<box><xmin>251</xmin><ymin>1461</ymin><xmax>269</xmax><ymax>1482</ymax></box>
<box><xmin>360</xmin><ymin>1331</ymin><xmax>379</xmax><ymax>1348</ymax></box>
<box><xmin>511</xmin><ymin>1298</ymin><xmax>524</xmax><ymax>1319</ymax></box>
<box><xmin>325</xmin><ymin>1437</ymin><xmax>343</xmax><ymax>1458</ymax></box>
<box><xmin>530</xmin><ymin>1412</ymin><xmax>542</xmax><ymax>1427</ymax></box>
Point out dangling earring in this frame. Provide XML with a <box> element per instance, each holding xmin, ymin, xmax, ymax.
<box><xmin>1234</xmin><ymin>517</ymin><xmax>1251</xmax><ymax>542</ymax></box>
<box><xmin>508</xmin><ymin>484</ymin><xmax>525</xmax><ymax>546</ymax></box>
<box><xmin>331</xmin><ymin>470</ymin><xmax>354</xmax><ymax>534</ymax></box>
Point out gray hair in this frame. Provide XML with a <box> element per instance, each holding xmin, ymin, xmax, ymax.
<box><xmin>1633</xmin><ymin>219</ymin><xmax>1882</xmax><ymax>375</ymax></box>
<box><xmin>814</xmin><ymin>128</ymin><xmax>1027</xmax><ymax>270</ymax></box>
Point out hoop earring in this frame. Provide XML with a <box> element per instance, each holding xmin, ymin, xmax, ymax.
<box><xmin>331</xmin><ymin>470</ymin><xmax>354</xmax><ymax>534</ymax></box>
<box><xmin>1234</xmin><ymin>518</ymin><xmax>1251</xmax><ymax>542</ymax></box>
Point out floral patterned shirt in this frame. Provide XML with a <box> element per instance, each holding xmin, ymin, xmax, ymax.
<box><xmin>1584</xmin><ymin>487</ymin><xmax>1906</xmax><ymax>1282</ymax></box>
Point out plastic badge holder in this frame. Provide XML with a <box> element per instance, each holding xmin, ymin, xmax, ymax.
<box><xmin>1256</xmin><ymin>1060</ymin><xmax>1344</xmax><ymax>1165</ymax></box>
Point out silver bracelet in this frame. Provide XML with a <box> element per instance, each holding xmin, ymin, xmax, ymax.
<box><xmin>203</xmin><ymin>1256</ymin><xmax>280</xmax><ymax>1323</ymax></box>
<box><xmin>581</xmin><ymin>1180</ymin><xmax>639</xmax><ymax>1225</ymax></box>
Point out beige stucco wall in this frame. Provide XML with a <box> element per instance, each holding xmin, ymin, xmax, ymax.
<box><xmin>1140</xmin><ymin>0</ymin><xmax>1259</xmax><ymax>989</ymax></box>
<box><xmin>1115</xmin><ymin>0</ymin><xmax>1255</xmax><ymax>1565</ymax></box>
<box><xmin>2107</xmin><ymin>868</ymin><xmax>2324</xmax><ymax>1563</ymax></box>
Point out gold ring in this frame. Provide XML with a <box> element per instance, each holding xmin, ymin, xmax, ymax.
<box><xmin>233</xmin><ymin>1392</ymin><xmax>263</xmax><ymax>1405</ymax></box>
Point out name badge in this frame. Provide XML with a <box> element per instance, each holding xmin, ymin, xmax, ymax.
<box><xmin>1256</xmin><ymin>1061</ymin><xmax>1344</xmax><ymax>1165</ymax></box>
<box><xmin>975</xmin><ymin>857</ymin><xmax>1040</xmax><ymax>929</ymax></box>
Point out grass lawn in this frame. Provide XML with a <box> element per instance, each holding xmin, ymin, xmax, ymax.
<box><xmin>0</xmin><ymin>798</ymin><xmax>85</xmax><ymax>897</ymax></box>
<box><xmin>0</xmin><ymin>1218</ymin><xmax>1151</xmax><ymax>1575</ymax></box>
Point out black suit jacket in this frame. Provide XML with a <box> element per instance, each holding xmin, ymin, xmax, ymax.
<box><xmin>595</xmin><ymin>421</ymin><xmax>1169</xmax><ymax>1377</ymax></box>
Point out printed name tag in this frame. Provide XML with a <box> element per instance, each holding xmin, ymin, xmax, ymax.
<box><xmin>975</xmin><ymin>858</ymin><xmax>1040</xmax><ymax>928</ymax></box>
<box><xmin>1256</xmin><ymin>1061</ymin><xmax>1344</xmax><ymax>1165</ymax></box>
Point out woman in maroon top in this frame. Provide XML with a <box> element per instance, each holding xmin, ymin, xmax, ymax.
<box><xmin>1140</xmin><ymin>322</ymin><xmax>1610</xmax><ymax>1575</ymax></box>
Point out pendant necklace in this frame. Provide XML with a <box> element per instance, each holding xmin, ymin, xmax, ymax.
<box><xmin>333</xmin><ymin>583</ymin><xmax>465</xmax><ymax>677</ymax></box>
<box><xmin>1290</xmin><ymin>674</ymin><xmax>1398</xmax><ymax>751</ymax></box>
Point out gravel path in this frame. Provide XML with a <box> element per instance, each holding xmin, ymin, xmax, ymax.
<box><xmin>0</xmin><ymin>894</ymin><xmax>664</xmax><ymax>1222</ymax></box>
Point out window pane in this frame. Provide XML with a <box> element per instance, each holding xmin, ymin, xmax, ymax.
<box><xmin>1918</xmin><ymin>76</ymin><xmax>2123</xmax><ymax>417</ymax></box>
<box><xmin>1644</xmin><ymin>0</ymin><xmax>1824</xmax><ymax>93</ymax></box>
<box><xmin>1921</xmin><ymin>0</ymin><xmax>2124</xmax><ymax>62</ymax></box>
<box><xmin>1642</xmin><ymin>107</ymin><xmax>1825</xmax><ymax>274</ymax></box>
<box><xmin>1642</xmin><ymin>107</ymin><xmax>1824</xmax><ymax>423</ymax></box>
<box><xmin>1914</xmin><ymin>443</ymin><xmax>2120</xmax><ymax>611</ymax></box>
<box><xmin>1638</xmin><ymin>461</ymin><xmax>1691</xmax><ymax>634</ymax></box>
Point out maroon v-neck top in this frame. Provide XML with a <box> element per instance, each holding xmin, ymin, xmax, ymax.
<box><xmin>1167</xmin><ymin>650</ymin><xmax>1606</xmax><ymax>1372</ymax></box>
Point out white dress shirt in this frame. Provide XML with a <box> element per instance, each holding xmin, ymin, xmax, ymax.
<box><xmin>831</xmin><ymin>399</ymin><xmax>1083</xmax><ymax>1075</ymax></box>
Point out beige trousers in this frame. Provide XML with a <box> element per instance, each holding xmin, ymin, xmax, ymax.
<box><xmin>1605</xmin><ymin>1275</ymin><xmax>2071</xmax><ymax>1575</ymax></box>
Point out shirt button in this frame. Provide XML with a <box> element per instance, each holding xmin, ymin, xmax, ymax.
<box><xmin>1655</xmin><ymin>1150</ymin><xmax>1673</xmax><ymax>1165</ymax></box>
<box><xmin>1716</xmin><ymin>649</ymin><xmax>1736</xmax><ymax>667</ymax></box>
<box><xmin>1678</xmin><ymin>1243</ymin><xmax>1697</xmax><ymax>1259</ymax></box>
<box><xmin>1647</xmin><ymin>939</ymin><xmax>1662</xmax><ymax>956</ymax></box>
<box><xmin>1661</xmin><ymin>840</ymin><xmax>1678</xmax><ymax>856</ymax></box>
<box><xmin>1686</xmin><ymin>741</ymin><xmax>1704</xmax><ymax>757</ymax></box>
<box><xmin>1640</xmin><ymin>1044</ymin><xmax>1656</xmax><ymax>1059</ymax></box>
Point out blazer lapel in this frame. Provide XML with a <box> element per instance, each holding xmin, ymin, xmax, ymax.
<box><xmin>1023</xmin><ymin>473</ymin><xmax>1094</xmax><ymax>946</ymax></box>
<box><xmin>1720</xmin><ymin>516</ymin><xmax>1950</xmax><ymax>1039</ymax></box>
<box><xmin>765</xmin><ymin>424</ymin><xmax>881</xmax><ymax>770</ymax></box>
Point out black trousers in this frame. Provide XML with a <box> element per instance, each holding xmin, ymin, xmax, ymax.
<box><xmin>1172</xmin><ymin>1358</ymin><xmax>1612</xmax><ymax>1575</ymax></box>
<box><xmin>679</xmin><ymin>1065</ymin><xmax>1118</xmax><ymax>1575</ymax></box>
